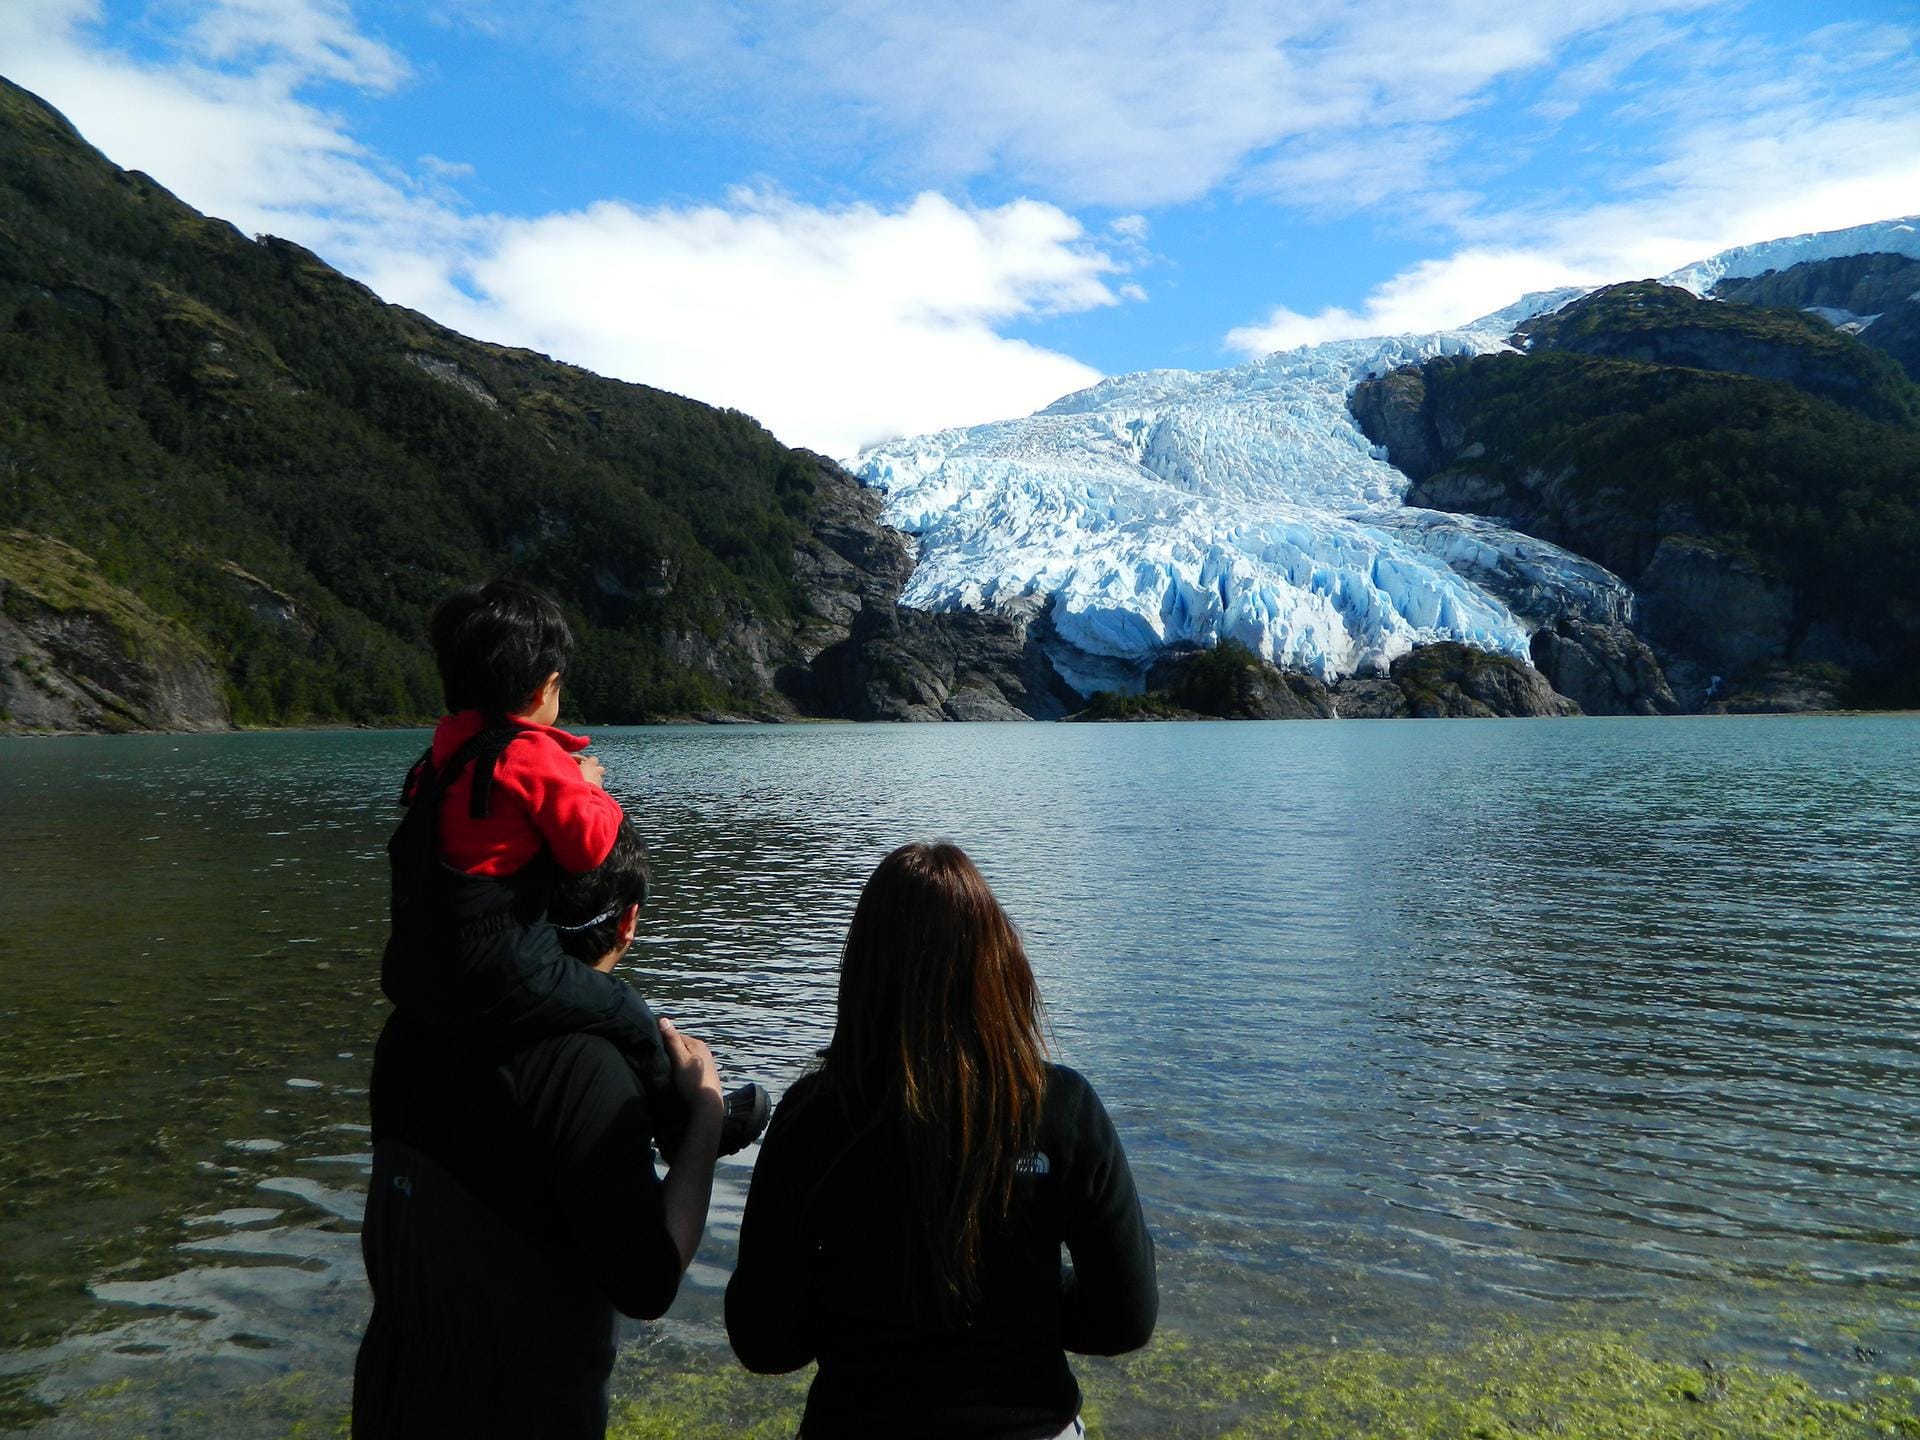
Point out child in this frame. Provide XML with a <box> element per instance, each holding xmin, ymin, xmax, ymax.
<box><xmin>382</xmin><ymin>577</ymin><xmax>768</xmax><ymax>1157</ymax></box>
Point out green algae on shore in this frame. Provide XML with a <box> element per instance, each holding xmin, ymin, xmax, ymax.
<box><xmin>609</xmin><ymin>1322</ymin><xmax>1920</xmax><ymax>1440</ymax></box>
<box><xmin>1085</xmin><ymin>1326</ymin><xmax>1920</xmax><ymax>1439</ymax></box>
<box><xmin>21</xmin><ymin>1321</ymin><xmax>1917</xmax><ymax>1439</ymax></box>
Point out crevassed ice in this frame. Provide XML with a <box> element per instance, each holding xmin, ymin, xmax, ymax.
<box><xmin>853</xmin><ymin>316</ymin><xmax>1593</xmax><ymax>687</ymax></box>
<box><xmin>849</xmin><ymin>219</ymin><xmax>1917</xmax><ymax>692</ymax></box>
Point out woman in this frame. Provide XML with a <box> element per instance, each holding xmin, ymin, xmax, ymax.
<box><xmin>726</xmin><ymin>841</ymin><xmax>1157</xmax><ymax>1439</ymax></box>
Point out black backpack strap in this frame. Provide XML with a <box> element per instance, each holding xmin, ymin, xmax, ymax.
<box><xmin>467</xmin><ymin>714</ymin><xmax>517</xmax><ymax>820</ymax></box>
<box><xmin>398</xmin><ymin>724</ymin><xmax>520</xmax><ymax>816</ymax></box>
<box><xmin>400</xmin><ymin>747</ymin><xmax>434</xmax><ymax>807</ymax></box>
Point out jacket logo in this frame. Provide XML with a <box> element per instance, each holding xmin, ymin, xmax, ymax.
<box><xmin>1015</xmin><ymin>1152</ymin><xmax>1050</xmax><ymax>1176</ymax></box>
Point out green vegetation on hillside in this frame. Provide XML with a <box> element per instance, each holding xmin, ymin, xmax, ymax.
<box><xmin>1384</xmin><ymin>280</ymin><xmax>1920</xmax><ymax>705</ymax></box>
<box><xmin>1068</xmin><ymin>690</ymin><xmax>1196</xmax><ymax>721</ymax></box>
<box><xmin>1419</xmin><ymin>354</ymin><xmax>1920</xmax><ymax>638</ymax></box>
<box><xmin>1516</xmin><ymin>280</ymin><xmax>1920</xmax><ymax>427</ymax></box>
<box><xmin>1158</xmin><ymin>637</ymin><xmax>1267</xmax><ymax>715</ymax></box>
<box><xmin>0</xmin><ymin>78</ymin><xmax>822</xmax><ymax>726</ymax></box>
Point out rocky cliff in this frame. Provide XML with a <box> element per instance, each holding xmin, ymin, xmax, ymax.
<box><xmin>775</xmin><ymin>455</ymin><xmax>1080</xmax><ymax>721</ymax></box>
<box><xmin>1065</xmin><ymin>637</ymin><xmax>1576</xmax><ymax>721</ymax></box>
<box><xmin>0</xmin><ymin>531</ymin><xmax>227</xmax><ymax>731</ymax></box>
<box><xmin>1350</xmin><ymin>281</ymin><xmax>1920</xmax><ymax>711</ymax></box>
<box><xmin>1709</xmin><ymin>253</ymin><xmax>1920</xmax><ymax>382</ymax></box>
<box><xmin>1381</xmin><ymin>642</ymin><xmax>1578</xmax><ymax>719</ymax></box>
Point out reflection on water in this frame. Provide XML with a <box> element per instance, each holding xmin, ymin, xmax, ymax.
<box><xmin>2</xmin><ymin>717</ymin><xmax>1918</xmax><ymax>1427</ymax></box>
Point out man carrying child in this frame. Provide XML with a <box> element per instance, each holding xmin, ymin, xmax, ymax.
<box><xmin>353</xmin><ymin>579</ymin><xmax>767</xmax><ymax>1433</ymax></box>
<box><xmin>354</xmin><ymin>823</ymin><xmax>715</xmax><ymax>1435</ymax></box>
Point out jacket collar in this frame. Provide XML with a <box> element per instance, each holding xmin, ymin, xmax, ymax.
<box><xmin>430</xmin><ymin>709</ymin><xmax>591</xmax><ymax>765</ymax></box>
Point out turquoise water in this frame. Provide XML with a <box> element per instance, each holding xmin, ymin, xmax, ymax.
<box><xmin>2</xmin><ymin>717</ymin><xmax>1918</xmax><ymax>1430</ymax></box>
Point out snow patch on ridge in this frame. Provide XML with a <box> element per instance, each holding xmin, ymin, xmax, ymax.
<box><xmin>1659</xmin><ymin>215</ymin><xmax>1920</xmax><ymax>297</ymax></box>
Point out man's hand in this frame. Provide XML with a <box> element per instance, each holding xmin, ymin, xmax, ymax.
<box><xmin>576</xmin><ymin>754</ymin><xmax>606</xmax><ymax>789</ymax></box>
<box><xmin>660</xmin><ymin>1018</ymin><xmax>724</xmax><ymax>1110</ymax></box>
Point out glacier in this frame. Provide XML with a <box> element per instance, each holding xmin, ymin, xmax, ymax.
<box><xmin>849</xmin><ymin>217</ymin><xmax>1920</xmax><ymax>696</ymax></box>
<box><xmin>1656</xmin><ymin>215</ymin><xmax>1920</xmax><ymax>297</ymax></box>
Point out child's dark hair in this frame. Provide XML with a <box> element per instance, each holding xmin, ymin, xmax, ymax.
<box><xmin>551</xmin><ymin>821</ymin><xmax>653</xmax><ymax>962</ymax></box>
<box><xmin>430</xmin><ymin>579</ymin><xmax>573</xmax><ymax>715</ymax></box>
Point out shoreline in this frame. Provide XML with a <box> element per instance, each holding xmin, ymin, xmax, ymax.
<box><xmin>21</xmin><ymin>1316</ymin><xmax>1914</xmax><ymax>1439</ymax></box>
<box><xmin>5</xmin><ymin>707</ymin><xmax>1919</xmax><ymax>740</ymax></box>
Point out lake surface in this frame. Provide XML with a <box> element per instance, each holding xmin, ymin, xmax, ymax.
<box><xmin>2</xmin><ymin>717</ymin><xmax>1918</xmax><ymax>1433</ymax></box>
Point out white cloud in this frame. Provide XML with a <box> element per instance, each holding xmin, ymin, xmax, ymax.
<box><xmin>420</xmin><ymin>191</ymin><xmax>1118</xmax><ymax>455</ymax></box>
<box><xmin>0</xmin><ymin>0</ymin><xmax>1124</xmax><ymax>455</ymax></box>
<box><xmin>558</xmin><ymin>0</ymin><xmax>1715</xmax><ymax>208</ymax></box>
<box><xmin>1226</xmin><ymin>250</ymin><xmax>1593</xmax><ymax>353</ymax></box>
<box><xmin>1</xmin><ymin>0</ymin><xmax>455</xmax><ymax>265</ymax></box>
<box><xmin>1227</xmin><ymin>16</ymin><xmax>1920</xmax><ymax>356</ymax></box>
<box><xmin>8</xmin><ymin>0</ymin><xmax>1917</xmax><ymax>445</ymax></box>
<box><xmin>419</xmin><ymin>154</ymin><xmax>475</xmax><ymax>180</ymax></box>
<box><xmin>175</xmin><ymin>0</ymin><xmax>409</xmax><ymax>90</ymax></box>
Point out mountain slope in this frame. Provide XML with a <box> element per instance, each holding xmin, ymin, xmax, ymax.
<box><xmin>1351</xmin><ymin>282</ymin><xmax>1920</xmax><ymax>708</ymax></box>
<box><xmin>0</xmin><ymin>78</ymin><xmax>822</xmax><ymax>724</ymax></box>
<box><xmin>852</xmin><ymin>216</ymin><xmax>1920</xmax><ymax>711</ymax></box>
<box><xmin>1707</xmin><ymin>252</ymin><xmax>1920</xmax><ymax>383</ymax></box>
<box><xmin>0</xmin><ymin>77</ymin><xmax>1072</xmax><ymax>729</ymax></box>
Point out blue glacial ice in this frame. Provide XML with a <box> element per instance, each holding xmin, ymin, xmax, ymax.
<box><xmin>852</xmin><ymin>316</ymin><xmax>1606</xmax><ymax>692</ymax></box>
<box><xmin>849</xmin><ymin>219</ymin><xmax>1919</xmax><ymax>695</ymax></box>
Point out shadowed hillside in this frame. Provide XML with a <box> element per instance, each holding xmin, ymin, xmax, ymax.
<box><xmin>0</xmin><ymin>77</ymin><xmax>1072</xmax><ymax>729</ymax></box>
<box><xmin>1352</xmin><ymin>282</ymin><xmax>1920</xmax><ymax>710</ymax></box>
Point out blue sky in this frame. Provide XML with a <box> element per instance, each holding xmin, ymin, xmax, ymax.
<box><xmin>3</xmin><ymin>0</ymin><xmax>1917</xmax><ymax>453</ymax></box>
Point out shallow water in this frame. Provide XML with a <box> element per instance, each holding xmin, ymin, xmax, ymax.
<box><xmin>2</xmin><ymin>717</ymin><xmax>1917</xmax><ymax>1431</ymax></box>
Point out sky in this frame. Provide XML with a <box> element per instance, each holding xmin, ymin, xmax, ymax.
<box><xmin>2</xmin><ymin>0</ymin><xmax>1917</xmax><ymax>456</ymax></box>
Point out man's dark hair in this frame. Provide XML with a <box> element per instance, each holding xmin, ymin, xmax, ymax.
<box><xmin>551</xmin><ymin>821</ymin><xmax>652</xmax><ymax>962</ymax></box>
<box><xmin>429</xmin><ymin>579</ymin><xmax>573</xmax><ymax>715</ymax></box>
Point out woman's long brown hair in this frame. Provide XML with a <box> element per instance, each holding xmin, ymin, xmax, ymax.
<box><xmin>818</xmin><ymin>841</ymin><xmax>1049</xmax><ymax>1319</ymax></box>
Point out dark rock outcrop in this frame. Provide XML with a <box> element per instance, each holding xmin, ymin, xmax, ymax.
<box><xmin>0</xmin><ymin>531</ymin><xmax>228</xmax><ymax>732</ymax></box>
<box><xmin>1387</xmin><ymin>643</ymin><xmax>1580</xmax><ymax>718</ymax></box>
<box><xmin>1714</xmin><ymin>664</ymin><xmax>1849</xmax><ymax>714</ymax></box>
<box><xmin>1631</xmin><ymin>537</ymin><xmax>1795</xmax><ymax>708</ymax></box>
<box><xmin>1141</xmin><ymin>643</ymin><xmax>1337</xmax><ymax>719</ymax></box>
<box><xmin>1328</xmin><ymin>675</ymin><xmax>1409</xmax><ymax>719</ymax></box>
<box><xmin>1528</xmin><ymin>619</ymin><xmax>1678</xmax><ymax>716</ymax></box>
<box><xmin>801</xmin><ymin>597</ymin><xmax>1080</xmax><ymax>722</ymax></box>
<box><xmin>1348</xmin><ymin>366</ymin><xmax>1438</xmax><ymax>480</ymax></box>
<box><xmin>1067</xmin><ymin>638</ymin><xmax>1577</xmax><ymax>722</ymax></box>
<box><xmin>772</xmin><ymin>456</ymin><xmax>1081</xmax><ymax>721</ymax></box>
<box><xmin>1065</xmin><ymin>638</ymin><xmax>1336</xmax><ymax>721</ymax></box>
